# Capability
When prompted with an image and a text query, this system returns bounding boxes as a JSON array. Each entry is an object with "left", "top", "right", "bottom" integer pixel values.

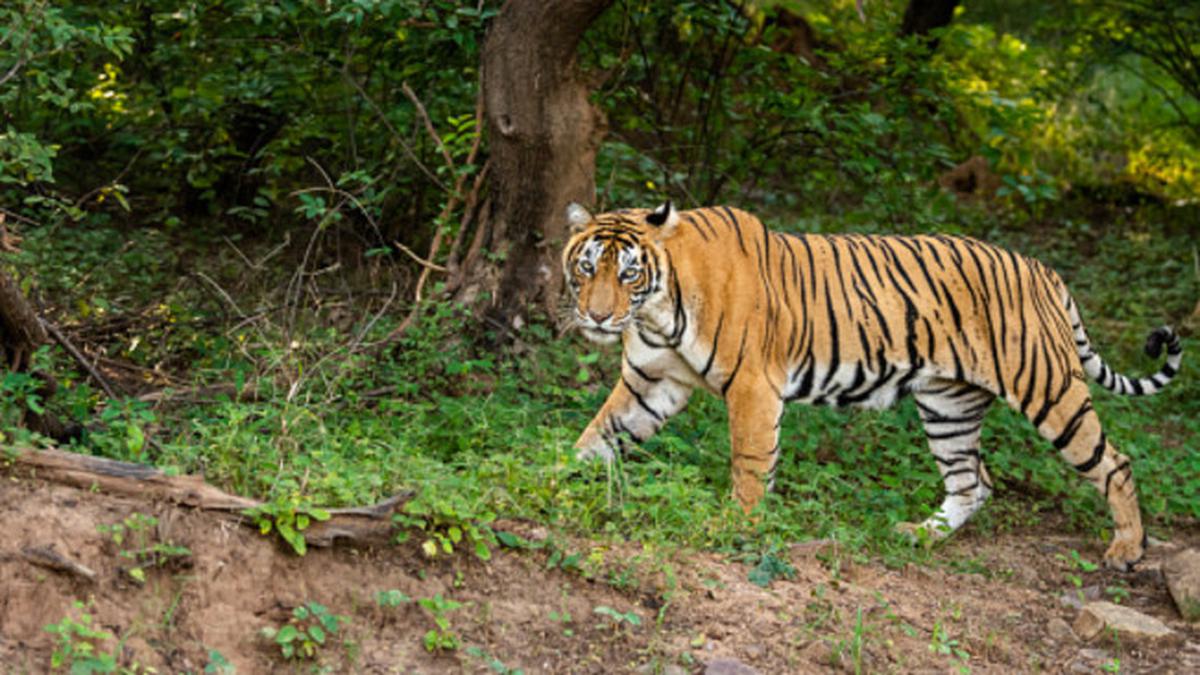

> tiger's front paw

[
  {"left": 574, "top": 444, "right": 615, "bottom": 464},
  {"left": 1103, "top": 536, "right": 1145, "bottom": 572}
]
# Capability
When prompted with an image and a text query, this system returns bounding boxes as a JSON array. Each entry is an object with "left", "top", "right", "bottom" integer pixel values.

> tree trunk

[
  {"left": 0, "top": 268, "right": 70, "bottom": 440},
  {"left": 475, "top": 0, "right": 613, "bottom": 336}
]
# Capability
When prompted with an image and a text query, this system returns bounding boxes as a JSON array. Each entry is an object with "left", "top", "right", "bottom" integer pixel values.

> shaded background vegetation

[{"left": 1, "top": 0, "right": 1198, "bottom": 565}]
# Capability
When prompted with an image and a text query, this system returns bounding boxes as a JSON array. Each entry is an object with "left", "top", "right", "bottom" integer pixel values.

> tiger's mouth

[
  {"left": 574, "top": 310, "right": 628, "bottom": 344},
  {"left": 580, "top": 325, "right": 623, "bottom": 344}
]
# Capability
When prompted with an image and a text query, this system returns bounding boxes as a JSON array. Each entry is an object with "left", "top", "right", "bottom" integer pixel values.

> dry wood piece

[
  {"left": 5, "top": 447, "right": 414, "bottom": 548},
  {"left": 20, "top": 544, "right": 98, "bottom": 582}
]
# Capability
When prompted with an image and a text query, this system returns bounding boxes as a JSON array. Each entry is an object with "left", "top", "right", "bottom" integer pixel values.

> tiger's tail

[{"left": 1064, "top": 293, "right": 1183, "bottom": 396}]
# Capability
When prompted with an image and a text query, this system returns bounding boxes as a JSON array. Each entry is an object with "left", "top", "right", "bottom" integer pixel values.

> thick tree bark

[{"left": 477, "top": 0, "right": 613, "bottom": 335}]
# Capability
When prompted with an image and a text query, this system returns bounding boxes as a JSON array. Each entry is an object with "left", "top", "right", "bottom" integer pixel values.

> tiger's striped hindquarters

[{"left": 562, "top": 200, "right": 1184, "bottom": 571}]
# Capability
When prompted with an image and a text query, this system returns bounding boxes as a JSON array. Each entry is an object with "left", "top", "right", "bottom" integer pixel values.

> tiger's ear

[
  {"left": 645, "top": 200, "right": 679, "bottom": 238},
  {"left": 565, "top": 202, "right": 593, "bottom": 232}
]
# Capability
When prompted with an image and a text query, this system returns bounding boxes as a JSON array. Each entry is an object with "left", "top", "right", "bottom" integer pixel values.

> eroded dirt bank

[{"left": 1, "top": 475, "right": 1198, "bottom": 673}]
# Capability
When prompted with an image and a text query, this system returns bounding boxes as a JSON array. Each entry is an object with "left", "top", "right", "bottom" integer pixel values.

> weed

[
  {"left": 929, "top": 620, "right": 971, "bottom": 674},
  {"left": 374, "top": 590, "right": 412, "bottom": 609},
  {"left": 203, "top": 650, "right": 235, "bottom": 674},
  {"left": 1056, "top": 549, "right": 1100, "bottom": 602},
  {"left": 1104, "top": 583, "right": 1131, "bottom": 605},
  {"left": 260, "top": 601, "right": 347, "bottom": 661},
  {"left": 243, "top": 492, "right": 330, "bottom": 556},
  {"left": 833, "top": 606, "right": 866, "bottom": 675},
  {"left": 745, "top": 550, "right": 798, "bottom": 588},
  {"left": 394, "top": 488, "right": 497, "bottom": 561},
  {"left": 593, "top": 605, "right": 641, "bottom": 628},
  {"left": 44, "top": 601, "right": 118, "bottom": 674},
  {"left": 465, "top": 646, "right": 525, "bottom": 674},
  {"left": 417, "top": 594, "right": 463, "bottom": 652},
  {"left": 96, "top": 513, "right": 191, "bottom": 584}
]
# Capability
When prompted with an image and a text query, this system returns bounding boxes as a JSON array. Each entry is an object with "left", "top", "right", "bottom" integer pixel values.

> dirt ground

[{"left": 1, "top": 473, "right": 1198, "bottom": 674}]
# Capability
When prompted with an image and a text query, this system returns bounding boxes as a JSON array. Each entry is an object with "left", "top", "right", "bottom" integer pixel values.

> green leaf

[{"left": 276, "top": 625, "right": 300, "bottom": 644}]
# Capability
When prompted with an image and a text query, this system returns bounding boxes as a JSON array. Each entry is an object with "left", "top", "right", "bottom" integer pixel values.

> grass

[{"left": 6, "top": 199, "right": 1199, "bottom": 575}]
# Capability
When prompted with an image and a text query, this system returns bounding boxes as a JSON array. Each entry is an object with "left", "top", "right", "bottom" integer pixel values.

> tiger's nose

[{"left": 588, "top": 310, "right": 611, "bottom": 324}]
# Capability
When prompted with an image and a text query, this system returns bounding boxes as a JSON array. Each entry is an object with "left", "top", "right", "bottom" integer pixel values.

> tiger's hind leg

[
  {"left": 1028, "top": 381, "right": 1145, "bottom": 570},
  {"left": 897, "top": 381, "right": 995, "bottom": 542}
]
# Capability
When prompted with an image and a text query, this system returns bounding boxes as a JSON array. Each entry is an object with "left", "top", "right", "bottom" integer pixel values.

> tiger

[{"left": 561, "top": 199, "right": 1183, "bottom": 570}]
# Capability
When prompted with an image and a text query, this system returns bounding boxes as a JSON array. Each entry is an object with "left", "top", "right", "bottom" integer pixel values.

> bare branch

[
  {"left": 393, "top": 240, "right": 449, "bottom": 272},
  {"left": 40, "top": 319, "right": 121, "bottom": 400},
  {"left": 401, "top": 81, "right": 455, "bottom": 175}
]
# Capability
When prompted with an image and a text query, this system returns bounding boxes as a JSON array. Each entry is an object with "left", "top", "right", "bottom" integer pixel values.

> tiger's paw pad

[{"left": 1103, "top": 538, "right": 1146, "bottom": 572}]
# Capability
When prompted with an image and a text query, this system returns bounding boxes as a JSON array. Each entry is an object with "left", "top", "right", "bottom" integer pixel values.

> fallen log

[{"left": 3, "top": 447, "right": 414, "bottom": 549}]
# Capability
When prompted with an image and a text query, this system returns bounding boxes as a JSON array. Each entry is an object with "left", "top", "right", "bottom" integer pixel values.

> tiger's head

[{"left": 561, "top": 200, "right": 680, "bottom": 344}]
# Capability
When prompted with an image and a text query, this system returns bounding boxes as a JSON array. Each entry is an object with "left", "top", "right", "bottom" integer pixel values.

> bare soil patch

[{"left": 1, "top": 471, "right": 1198, "bottom": 673}]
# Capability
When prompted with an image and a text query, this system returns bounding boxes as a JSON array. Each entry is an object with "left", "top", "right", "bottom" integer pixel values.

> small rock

[
  {"left": 704, "top": 658, "right": 762, "bottom": 675},
  {"left": 1046, "top": 617, "right": 1077, "bottom": 643},
  {"left": 1164, "top": 548, "right": 1200, "bottom": 622},
  {"left": 1073, "top": 601, "right": 1177, "bottom": 644},
  {"left": 1067, "top": 647, "right": 1113, "bottom": 674}
]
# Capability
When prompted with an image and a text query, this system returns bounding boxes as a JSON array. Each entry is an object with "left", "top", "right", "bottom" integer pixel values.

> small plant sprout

[
  {"left": 44, "top": 601, "right": 118, "bottom": 674},
  {"left": 593, "top": 605, "right": 641, "bottom": 629},
  {"left": 375, "top": 589, "right": 412, "bottom": 609},
  {"left": 97, "top": 512, "right": 191, "bottom": 584},
  {"left": 418, "top": 594, "right": 464, "bottom": 652},
  {"left": 260, "top": 601, "right": 347, "bottom": 660}
]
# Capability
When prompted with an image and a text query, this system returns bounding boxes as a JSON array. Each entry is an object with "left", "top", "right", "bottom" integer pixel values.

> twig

[
  {"left": 0, "top": 208, "right": 38, "bottom": 227},
  {"left": 0, "top": 55, "right": 25, "bottom": 88},
  {"left": 401, "top": 81, "right": 455, "bottom": 174},
  {"left": 446, "top": 159, "right": 491, "bottom": 270},
  {"left": 393, "top": 240, "right": 448, "bottom": 272},
  {"left": 40, "top": 319, "right": 120, "bottom": 400}
]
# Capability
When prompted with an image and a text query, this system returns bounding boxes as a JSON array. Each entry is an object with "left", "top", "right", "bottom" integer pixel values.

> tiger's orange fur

[{"left": 562, "top": 201, "right": 1182, "bottom": 569}]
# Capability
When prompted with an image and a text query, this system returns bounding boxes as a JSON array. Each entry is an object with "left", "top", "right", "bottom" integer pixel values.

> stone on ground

[
  {"left": 1072, "top": 601, "right": 1176, "bottom": 644},
  {"left": 704, "top": 658, "right": 762, "bottom": 675},
  {"left": 1164, "top": 548, "right": 1200, "bottom": 622}
]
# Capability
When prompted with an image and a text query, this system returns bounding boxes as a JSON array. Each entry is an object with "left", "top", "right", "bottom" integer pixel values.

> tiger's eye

[
  {"left": 619, "top": 268, "right": 639, "bottom": 283},
  {"left": 578, "top": 260, "right": 594, "bottom": 275}
]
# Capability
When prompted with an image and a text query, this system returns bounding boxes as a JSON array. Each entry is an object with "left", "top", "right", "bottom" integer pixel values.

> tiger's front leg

[
  {"left": 725, "top": 378, "right": 785, "bottom": 514},
  {"left": 574, "top": 362, "right": 693, "bottom": 462}
]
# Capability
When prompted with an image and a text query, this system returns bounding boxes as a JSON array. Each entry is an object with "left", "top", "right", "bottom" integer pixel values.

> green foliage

[
  {"left": 260, "top": 601, "right": 347, "bottom": 661},
  {"left": 204, "top": 650, "right": 236, "bottom": 675},
  {"left": 593, "top": 605, "right": 641, "bottom": 628},
  {"left": 464, "top": 646, "right": 525, "bottom": 675},
  {"left": 374, "top": 589, "right": 412, "bottom": 609},
  {"left": 244, "top": 491, "right": 331, "bottom": 556},
  {"left": 417, "top": 594, "right": 463, "bottom": 652},
  {"left": 96, "top": 512, "right": 192, "bottom": 584},
  {"left": 393, "top": 476, "right": 498, "bottom": 560},
  {"left": 44, "top": 602, "right": 118, "bottom": 674},
  {"left": 0, "top": 345, "right": 52, "bottom": 428},
  {"left": 6, "top": 1, "right": 1198, "bottom": 625},
  {"left": 746, "top": 550, "right": 798, "bottom": 588}
]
